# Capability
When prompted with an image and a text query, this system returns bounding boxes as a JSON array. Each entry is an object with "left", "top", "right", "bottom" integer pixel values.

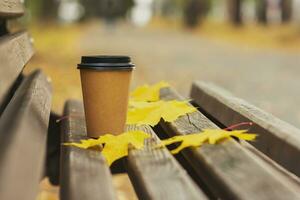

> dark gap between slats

[
  {"left": 0, "top": 73, "right": 24, "bottom": 116},
  {"left": 46, "top": 112, "right": 61, "bottom": 185},
  {"left": 0, "top": 19, "right": 8, "bottom": 36},
  {"left": 152, "top": 124, "right": 218, "bottom": 199},
  {"left": 111, "top": 158, "right": 127, "bottom": 174}
]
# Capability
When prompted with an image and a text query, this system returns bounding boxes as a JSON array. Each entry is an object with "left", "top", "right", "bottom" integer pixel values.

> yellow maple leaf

[
  {"left": 100, "top": 131, "right": 151, "bottom": 165},
  {"left": 128, "top": 100, "right": 154, "bottom": 109},
  {"left": 65, "top": 138, "right": 103, "bottom": 149},
  {"left": 126, "top": 100, "right": 196, "bottom": 126},
  {"left": 65, "top": 131, "right": 150, "bottom": 166},
  {"left": 130, "top": 81, "right": 170, "bottom": 102},
  {"left": 159, "top": 129, "right": 257, "bottom": 154}
]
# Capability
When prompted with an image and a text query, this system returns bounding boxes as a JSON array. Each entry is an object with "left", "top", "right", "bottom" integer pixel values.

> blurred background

[
  {"left": 23, "top": 1, "right": 299, "bottom": 199},
  {"left": 23, "top": 0, "right": 300, "bottom": 128},
  {"left": 22, "top": 0, "right": 300, "bottom": 127}
]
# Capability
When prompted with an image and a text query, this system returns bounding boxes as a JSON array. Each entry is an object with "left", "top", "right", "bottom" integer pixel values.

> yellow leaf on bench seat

[
  {"left": 158, "top": 130, "right": 257, "bottom": 154},
  {"left": 130, "top": 81, "right": 169, "bottom": 102},
  {"left": 127, "top": 100, "right": 196, "bottom": 126},
  {"left": 65, "top": 131, "right": 150, "bottom": 166}
]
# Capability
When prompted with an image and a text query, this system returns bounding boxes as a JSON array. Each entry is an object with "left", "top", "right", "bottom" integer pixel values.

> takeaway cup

[{"left": 77, "top": 55, "right": 135, "bottom": 138}]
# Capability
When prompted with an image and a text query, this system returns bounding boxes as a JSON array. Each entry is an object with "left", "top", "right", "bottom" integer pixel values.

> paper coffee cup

[{"left": 78, "top": 56, "right": 135, "bottom": 138}]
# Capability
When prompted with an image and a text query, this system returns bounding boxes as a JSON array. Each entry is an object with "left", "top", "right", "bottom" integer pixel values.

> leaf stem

[{"left": 224, "top": 122, "right": 254, "bottom": 131}]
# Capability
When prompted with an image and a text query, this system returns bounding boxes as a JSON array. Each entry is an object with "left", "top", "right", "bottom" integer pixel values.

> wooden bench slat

[
  {"left": 60, "top": 100, "right": 116, "bottom": 200},
  {"left": 0, "top": 70, "right": 52, "bottom": 200},
  {"left": 240, "top": 140, "right": 300, "bottom": 184},
  {"left": 0, "top": 31, "right": 34, "bottom": 111},
  {"left": 0, "top": 0, "right": 24, "bottom": 18},
  {"left": 159, "top": 87, "right": 300, "bottom": 200},
  {"left": 190, "top": 81, "right": 300, "bottom": 177},
  {"left": 127, "top": 124, "right": 208, "bottom": 200}
]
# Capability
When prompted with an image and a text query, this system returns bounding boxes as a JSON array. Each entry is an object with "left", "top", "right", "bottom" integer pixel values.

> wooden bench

[
  {"left": 60, "top": 86, "right": 300, "bottom": 199},
  {"left": 1, "top": 1, "right": 300, "bottom": 199},
  {"left": 0, "top": 1, "right": 54, "bottom": 199}
]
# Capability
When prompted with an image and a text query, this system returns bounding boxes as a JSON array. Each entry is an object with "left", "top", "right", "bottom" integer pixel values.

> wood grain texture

[
  {"left": 240, "top": 140, "right": 300, "bottom": 185},
  {"left": 127, "top": 124, "right": 207, "bottom": 200},
  {"left": 60, "top": 100, "right": 116, "bottom": 200},
  {"left": 0, "top": 0, "right": 24, "bottom": 17},
  {"left": 190, "top": 81, "right": 300, "bottom": 177},
  {"left": 159, "top": 87, "right": 300, "bottom": 200},
  {"left": 0, "top": 70, "right": 52, "bottom": 200},
  {"left": 0, "top": 31, "right": 34, "bottom": 109}
]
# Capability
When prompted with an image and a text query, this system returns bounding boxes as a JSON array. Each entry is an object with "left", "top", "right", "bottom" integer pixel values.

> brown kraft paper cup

[{"left": 78, "top": 56, "right": 134, "bottom": 138}]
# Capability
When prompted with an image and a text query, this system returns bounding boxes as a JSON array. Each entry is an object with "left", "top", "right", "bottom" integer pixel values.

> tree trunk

[
  {"left": 183, "top": 0, "right": 210, "bottom": 28},
  {"left": 281, "top": 0, "right": 292, "bottom": 23},
  {"left": 227, "top": 0, "right": 243, "bottom": 25},
  {"left": 41, "top": 0, "right": 59, "bottom": 20},
  {"left": 256, "top": 0, "right": 267, "bottom": 24}
]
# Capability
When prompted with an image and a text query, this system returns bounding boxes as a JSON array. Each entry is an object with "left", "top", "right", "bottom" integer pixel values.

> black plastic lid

[{"left": 77, "top": 55, "right": 135, "bottom": 71}]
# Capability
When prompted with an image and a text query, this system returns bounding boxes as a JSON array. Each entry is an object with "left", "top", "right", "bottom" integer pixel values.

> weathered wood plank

[
  {"left": 127, "top": 124, "right": 207, "bottom": 200},
  {"left": 0, "top": 31, "right": 34, "bottom": 111},
  {"left": 0, "top": 70, "right": 52, "bottom": 200},
  {"left": 190, "top": 81, "right": 300, "bottom": 176},
  {"left": 0, "top": 0, "right": 24, "bottom": 18},
  {"left": 159, "top": 87, "right": 300, "bottom": 200},
  {"left": 240, "top": 140, "right": 300, "bottom": 185},
  {"left": 60, "top": 100, "right": 116, "bottom": 200}
]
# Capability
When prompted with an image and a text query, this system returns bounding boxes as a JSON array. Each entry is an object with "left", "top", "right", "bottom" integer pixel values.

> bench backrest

[{"left": 0, "top": 1, "right": 52, "bottom": 199}]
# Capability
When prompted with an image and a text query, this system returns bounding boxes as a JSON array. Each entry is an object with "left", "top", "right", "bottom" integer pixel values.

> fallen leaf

[
  {"left": 130, "top": 81, "right": 170, "bottom": 102},
  {"left": 126, "top": 100, "right": 196, "bottom": 126},
  {"left": 64, "top": 138, "right": 103, "bottom": 149},
  {"left": 65, "top": 129, "right": 257, "bottom": 165},
  {"left": 128, "top": 100, "right": 155, "bottom": 109},
  {"left": 65, "top": 131, "right": 150, "bottom": 166},
  {"left": 159, "top": 129, "right": 257, "bottom": 154}
]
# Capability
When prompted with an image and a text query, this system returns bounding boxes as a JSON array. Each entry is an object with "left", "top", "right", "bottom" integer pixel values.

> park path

[{"left": 80, "top": 23, "right": 300, "bottom": 128}]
